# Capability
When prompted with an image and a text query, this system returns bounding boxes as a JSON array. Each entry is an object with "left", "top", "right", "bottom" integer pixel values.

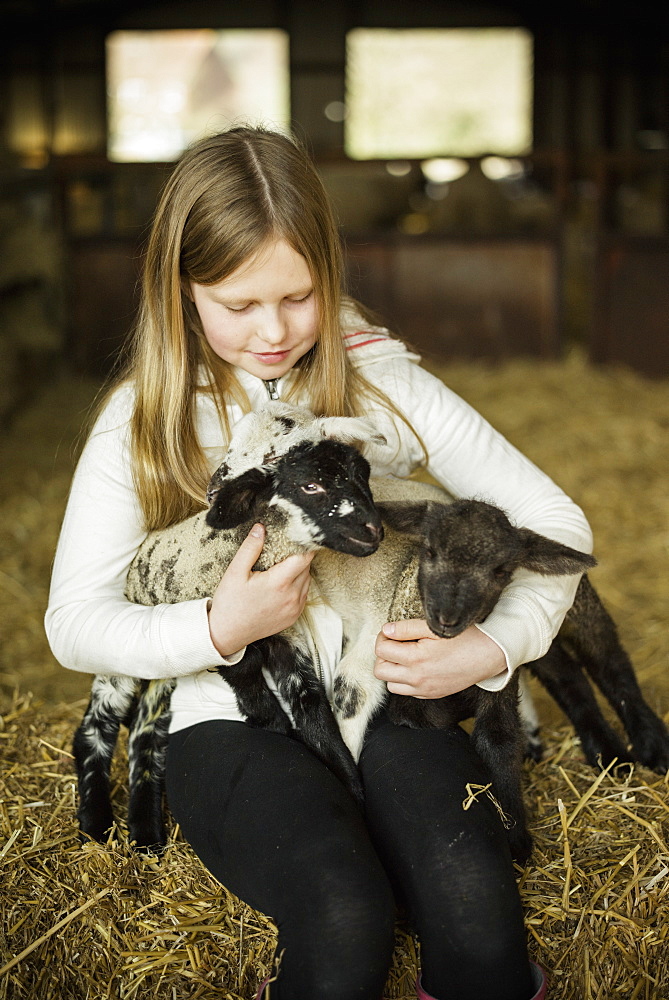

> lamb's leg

[
  {"left": 221, "top": 638, "right": 363, "bottom": 804},
  {"left": 386, "top": 686, "right": 476, "bottom": 730},
  {"left": 262, "top": 635, "right": 365, "bottom": 807},
  {"left": 127, "top": 679, "right": 175, "bottom": 851},
  {"left": 470, "top": 678, "right": 533, "bottom": 865},
  {"left": 222, "top": 640, "right": 295, "bottom": 735},
  {"left": 73, "top": 675, "right": 138, "bottom": 843},
  {"left": 530, "top": 644, "right": 632, "bottom": 769},
  {"left": 518, "top": 672, "right": 544, "bottom": 762},
  {"left": 561, "top": 577, "right": 669, "bottom": 772},
  {"left": 333, "top": 627, "right": 389, "bottom": 762}
]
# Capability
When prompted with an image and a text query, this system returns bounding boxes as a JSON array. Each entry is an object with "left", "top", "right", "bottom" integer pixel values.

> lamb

[
  {"left": 321, "top": 491, "right": 669, "bottom": 861},
  {"left": 73, "top": 404, "right": 387, "bottom": 850}
]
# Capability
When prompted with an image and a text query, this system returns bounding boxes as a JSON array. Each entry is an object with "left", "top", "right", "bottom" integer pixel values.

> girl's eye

[
  {"left": 225, "top": 303, "right": 251, "bottom": 313},
  {"left": 301, "top": 483, "right": 324, "bottom": 494},
  {"left": 286, "top": 290, "right": 313, "bottom": 305}
]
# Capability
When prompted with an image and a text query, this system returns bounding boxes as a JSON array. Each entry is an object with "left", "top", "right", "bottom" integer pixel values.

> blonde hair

[{"left": 108, "top": 126, "right": 415, "bottom": 530}]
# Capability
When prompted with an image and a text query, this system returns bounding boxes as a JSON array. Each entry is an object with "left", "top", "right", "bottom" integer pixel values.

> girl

[{"left": 46, "top": 127, "right": 591, "bottom": 1000}]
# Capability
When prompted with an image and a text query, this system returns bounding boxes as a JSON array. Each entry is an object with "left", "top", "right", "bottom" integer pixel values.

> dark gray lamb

[{"left": 325, "top": 494, "right": 669, "bottom": 861}]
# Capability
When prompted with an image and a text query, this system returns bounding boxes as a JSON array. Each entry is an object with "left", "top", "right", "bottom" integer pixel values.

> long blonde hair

[{"left": 110, "top": 126, "right": 412, "bottom": 530}]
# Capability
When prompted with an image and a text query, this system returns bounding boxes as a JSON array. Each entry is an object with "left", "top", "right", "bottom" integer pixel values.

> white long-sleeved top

[{"left": 45, "top": 317, "right": 593, "bottom": 733}]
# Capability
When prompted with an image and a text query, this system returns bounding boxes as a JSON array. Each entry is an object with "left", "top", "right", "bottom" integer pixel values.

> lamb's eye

[
  {"left": 424, "top": 546, "right": 436, "bottom": 561},
  {"left": 494, "top": 565, "right": 510, "bottom": 579},
  {"left": 301, "top": 483, "right": 324, "bottom": 494}
]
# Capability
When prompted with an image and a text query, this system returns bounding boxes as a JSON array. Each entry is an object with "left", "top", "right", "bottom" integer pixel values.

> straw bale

[
  {"left": 521, "top": 730, "right": 669, "bottom": 999},
  {"left": 0, "top": 694, "right": 422, "bottom": 1000},
  {"left": 1, "top": 696, "right": 668, "bottom": 999}
]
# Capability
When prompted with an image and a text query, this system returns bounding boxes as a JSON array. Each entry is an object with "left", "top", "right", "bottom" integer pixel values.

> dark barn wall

[{"left": 0, "top": 0, "right": 667, "bottom": 411}]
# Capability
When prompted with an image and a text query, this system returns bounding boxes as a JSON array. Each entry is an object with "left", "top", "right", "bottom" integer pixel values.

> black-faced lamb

[
  {"left": 73, "top": 405, "right": 387, "bottom": 850},
  {"left": 324, "top": 493, "right": 669, "bottom": 861}
]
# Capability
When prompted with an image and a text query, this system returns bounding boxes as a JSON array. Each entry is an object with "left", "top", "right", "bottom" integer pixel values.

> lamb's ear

[
  {"left": 515, "top": 528, "right": 597, "bottom": 576},
  {"left": 317, "top": 417, "right": 388, "bottom": 462},
  {"left": 374, "top": 500, "right": 432, "bottom": 535},
  {"left": 206, "top": 461, "right": 231, "bottom": 505},
  {"left": 206, "top": 467, "right": 274, "bottom": 529}
]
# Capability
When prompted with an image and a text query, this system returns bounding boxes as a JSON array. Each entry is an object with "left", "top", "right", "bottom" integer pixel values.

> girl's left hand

[{"left": 374, "top": 619, "right": 508, "bottom": 699}]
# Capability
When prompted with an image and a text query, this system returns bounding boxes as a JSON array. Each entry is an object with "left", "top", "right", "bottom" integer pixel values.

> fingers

[
  {"left": 208, "top": 531, "right": 315, "bottom": 656},
  {"left": 230, "top": 524, "right": 314, "bottom": 583},
  {"left": 266, "top": 549, "right": 315, "bottom": 586},
  {"left": 268, "top": 559, "right": 313, "bottom": 610},
  {"left": 380, "top": 618, "right": 434, "bottom": 641},
  {"left": 373, "top": 658, "right": 428, "bottom": 698},
  {"left": 374, "top": 625, "right": 509, "bottom": 699},
  {"left": 375, "top": 620, "right": 434, "bottom": 667},
  {"left": 229, "top": 523, "right": 266, "bottom": 575}
]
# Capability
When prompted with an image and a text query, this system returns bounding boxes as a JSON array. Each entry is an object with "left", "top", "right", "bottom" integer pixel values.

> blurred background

[
  {"left": 1, "top": 0, "right": 668, "bottom": 398},
  {"left": 0, "top": 0, "right": 667, "bottom": 716}
]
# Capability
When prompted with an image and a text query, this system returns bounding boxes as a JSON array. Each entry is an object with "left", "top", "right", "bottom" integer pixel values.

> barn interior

[{"left": 0, "top": 2, "right": 668, "bottom": 998}]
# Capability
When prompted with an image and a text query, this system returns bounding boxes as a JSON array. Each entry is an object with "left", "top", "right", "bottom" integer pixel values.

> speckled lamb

[{"left": 73, "top": 405, "right": 387, "bottom": 850}]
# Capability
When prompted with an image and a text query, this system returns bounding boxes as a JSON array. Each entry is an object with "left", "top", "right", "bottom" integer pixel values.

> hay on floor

[
  {"left": 1, "top": 694, "right": 668, "bottom": 1000},
  {"left": 0, "top": 694, "right": 421, "bottom": 1000}
]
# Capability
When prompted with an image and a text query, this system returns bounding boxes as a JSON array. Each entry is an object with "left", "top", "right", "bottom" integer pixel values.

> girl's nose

[{"left": 257, "top": 308, "right": 287, "bottom": 345}]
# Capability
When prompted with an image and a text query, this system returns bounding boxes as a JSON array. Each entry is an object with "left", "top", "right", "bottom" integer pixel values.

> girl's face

[{"left": 189, "top": 239, "right": 319, "bottom": 380}]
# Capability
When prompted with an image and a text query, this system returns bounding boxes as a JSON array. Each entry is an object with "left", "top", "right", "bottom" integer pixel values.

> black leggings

[{"left": 166, "top": 716, "right": 534, "bottom": 1000}]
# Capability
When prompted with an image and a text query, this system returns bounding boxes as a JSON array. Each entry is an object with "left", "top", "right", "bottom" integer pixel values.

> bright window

[
  {"left": 107, "top": 29, "right": 290, "bottom": 162},
  {"left": 345, "top": 28, "right": 533, "bottom": 160}
]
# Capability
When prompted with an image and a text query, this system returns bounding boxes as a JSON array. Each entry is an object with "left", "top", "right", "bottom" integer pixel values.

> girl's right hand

[{"left": 207, "top": 523, "right": 315, "bottom": 658}]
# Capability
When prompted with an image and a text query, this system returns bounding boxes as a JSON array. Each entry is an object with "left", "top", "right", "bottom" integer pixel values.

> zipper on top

[
  {"left": 264, "top": 378, "right": 281, "bottom": 400},
  {"left": 313, "top": 643, "right": 323, "bottom": 685}
]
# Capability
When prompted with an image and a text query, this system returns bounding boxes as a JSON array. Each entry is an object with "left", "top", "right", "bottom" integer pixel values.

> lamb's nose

[
  {"left": 366, "top": 521, "right": 384, "bottom": 541},
  {"left": 436, "top": 611, "right": 461, "bottom": 628}
]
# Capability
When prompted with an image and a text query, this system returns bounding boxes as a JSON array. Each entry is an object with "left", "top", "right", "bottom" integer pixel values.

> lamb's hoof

[
  {"left": 581, "top": 731, "right": 632, "bottom": 772},
  {"left": 129, "top": 824, "right": 167, "bottom": 855},
  {"left": 631, "top": 728, "right": 669, "bottom": 773},
  {"left": 333, "top": 676, "right": 364, "bottom": 719},
  {"left": 128, "top": 807, "right": 167, "bottom": 855},
  {"left": 78, "top": 808, "right": 115, "bottom": 845},
  {"left": 524, "top": 731, "right": 544, "bottom": 763},
  {"left": 321, "top": 746, "right": 365, "bottom": 810}
]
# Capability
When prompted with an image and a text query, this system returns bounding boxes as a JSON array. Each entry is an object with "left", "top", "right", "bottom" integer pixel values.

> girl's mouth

[{"left": 250, "top": 350, "right": 291, "bottom": 365}]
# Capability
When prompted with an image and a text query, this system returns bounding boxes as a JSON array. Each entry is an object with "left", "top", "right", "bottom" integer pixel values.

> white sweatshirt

[{"left": 45, "top": 318, "right": 593, "bottom": 733}]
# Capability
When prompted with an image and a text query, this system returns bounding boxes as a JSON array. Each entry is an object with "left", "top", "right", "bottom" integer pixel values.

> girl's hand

[
  {"left": 374, "top": 619, "right": 508, "bottom": 698},
  {"left": 208, "top": 523, "right": 314, "bottom": 658}
]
